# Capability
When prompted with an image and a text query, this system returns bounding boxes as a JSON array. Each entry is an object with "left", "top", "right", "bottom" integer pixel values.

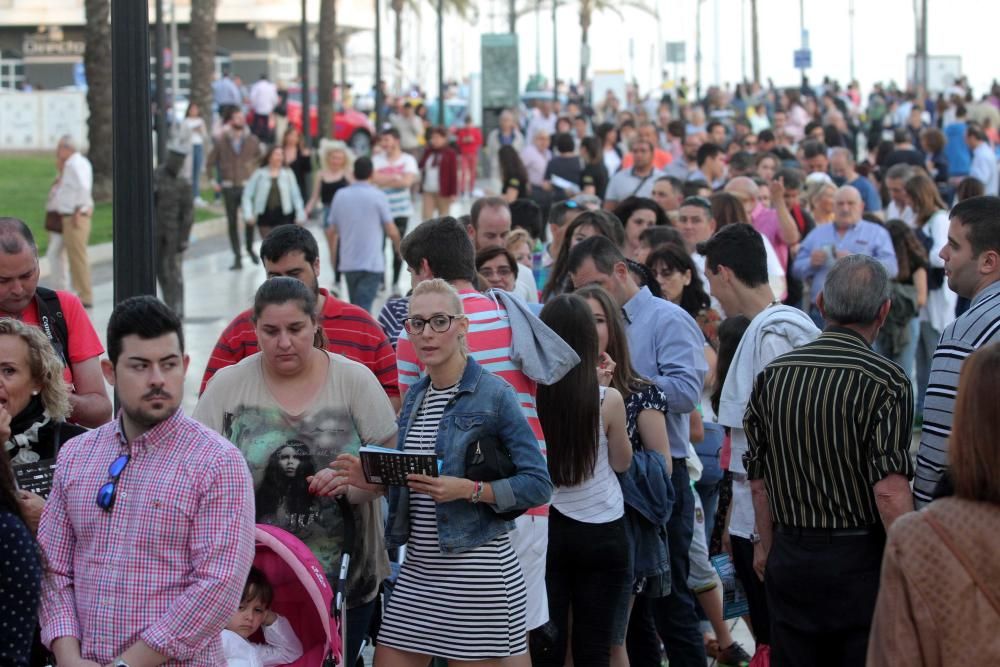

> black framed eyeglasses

[
  {"left": 403, "top": 314, "right": 464, "bottom": 335},
  {"left": 96, "top": 454, "right": 130, "bottom": 511}
]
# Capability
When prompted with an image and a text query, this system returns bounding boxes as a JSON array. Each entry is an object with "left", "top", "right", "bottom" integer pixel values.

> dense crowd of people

[{"left": 3, "top": 74, "right": 1000, "bottom": 667}]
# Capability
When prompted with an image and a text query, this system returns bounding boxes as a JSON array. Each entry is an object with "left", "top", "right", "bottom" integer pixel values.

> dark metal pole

[
  {"left": 375, "top": 0, "right": 383, "bottom": 131},
  {"left": 301, "top": 0, "right": 312, "bottom": 146},
  {"left": 154, "top": 0, "right": 167, "bottom": 164},
  {"left": 112, "top": 0, "right": 157, "bottom": 302},
  {"left": 437, "top": 0, "right": 445, "bottom": 126},
  {"left": 552, "top": 0, "right": 558, "bottom": 101}
]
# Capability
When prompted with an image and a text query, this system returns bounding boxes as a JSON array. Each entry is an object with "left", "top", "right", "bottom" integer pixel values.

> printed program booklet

[{"left": 359, "top": 445, "right": 440, "bottom": 486}]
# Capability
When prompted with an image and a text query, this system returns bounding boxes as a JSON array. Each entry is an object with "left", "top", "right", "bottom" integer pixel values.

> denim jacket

[{"left": 385, "top": 357, "right": 553, "bottom": 554}]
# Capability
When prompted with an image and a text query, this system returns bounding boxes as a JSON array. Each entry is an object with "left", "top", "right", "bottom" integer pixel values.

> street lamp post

[
  {"left": 154, "top": 0, "right": 167, "bottom": 164},
  {"left": 112, "top": 0, "right": 157, "bottom": 302},
  {"left": 375, "top": 0, "right": 383, "bottom": 131},
  {"left": 301, "top": 0, "right": 312, "bottom": 146},
  {"left": 552, "top": 0, "right": 557, "bottom": 101},
  {"left": 437, "top": 0, "right": 445, "bottom": 125}
]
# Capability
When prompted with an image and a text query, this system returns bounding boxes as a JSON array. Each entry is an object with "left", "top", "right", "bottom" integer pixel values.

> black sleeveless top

[{"left": 320, "top": 177, "right": 350, "bottom": 206}]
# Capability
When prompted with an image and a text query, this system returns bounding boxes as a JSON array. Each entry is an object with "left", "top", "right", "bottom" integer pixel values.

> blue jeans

[
  {"left": 695, "top": 422, "right": 725, "bottom": 545},
  {"left": 344, "top": 271, "right": 383, "bottom": 313},
  {"left": 915, "top": 320, "right": 941, "bottom": 416},
  {"left": 190, "top": 143, "right": 203, "bottom": 201},
  {"left": 627, "top": 462, "right": 707, "bottom": 666},
  {"left": 876, "top": 317, "right": 919, "bottom": 411}
]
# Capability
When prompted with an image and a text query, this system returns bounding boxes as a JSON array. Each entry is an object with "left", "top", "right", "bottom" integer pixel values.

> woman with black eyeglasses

[{"left": 335, "top": 278, "right": 550, "bottom": 666}]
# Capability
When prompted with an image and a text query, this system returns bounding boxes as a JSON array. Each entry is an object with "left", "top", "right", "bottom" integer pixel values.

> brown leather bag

[{"left": 44, "top": 211, "right": 63, "bottom": 233}]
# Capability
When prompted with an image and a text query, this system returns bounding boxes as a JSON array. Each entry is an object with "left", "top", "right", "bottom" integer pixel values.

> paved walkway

[{"left": 73, "top": 199, "right": 757, "bottom": 664}]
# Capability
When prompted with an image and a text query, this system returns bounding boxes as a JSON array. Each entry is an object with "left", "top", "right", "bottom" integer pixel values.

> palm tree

[
  {"left": 189, "top": 0, "right": 217, "bottom": 130},
  {"left": 576, "top": 0, "right": 656, "bottom": 86},
  {"left": 318, "top": 0, "right": 338, "bottom": 139},
  {"left": 750, "top": 0, "right": 760, "bottom": 84},
  {"left": 390, "top": 0, "right": 473, "bottom": 93},
  {"left": 83, "top": 0, "right": 112, "bottom": 200}
]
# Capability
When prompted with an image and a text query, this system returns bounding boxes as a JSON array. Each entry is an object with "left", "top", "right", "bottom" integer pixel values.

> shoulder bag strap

[{"left": 923, "top": 511, "right": 1000, "bottom": 616}]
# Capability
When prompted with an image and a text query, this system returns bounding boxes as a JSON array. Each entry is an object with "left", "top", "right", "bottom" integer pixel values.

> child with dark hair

[{"left": 222, "top": 566, "right": 303, "bottom": 666}]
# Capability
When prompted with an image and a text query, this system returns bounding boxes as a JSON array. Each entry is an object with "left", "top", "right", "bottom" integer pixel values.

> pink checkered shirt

[{"left": 38, "top": 409, "right": 256, "bottom": 665}]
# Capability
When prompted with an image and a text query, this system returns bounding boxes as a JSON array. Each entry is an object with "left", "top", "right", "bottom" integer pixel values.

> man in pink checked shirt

[{"left": 37, "top": 296, "right": 256, "bottom": 667}]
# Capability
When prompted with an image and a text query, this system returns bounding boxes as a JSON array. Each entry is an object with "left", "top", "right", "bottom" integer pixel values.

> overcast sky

[{"left": 448, "top": 0, "right": 999, "bottom": 97}]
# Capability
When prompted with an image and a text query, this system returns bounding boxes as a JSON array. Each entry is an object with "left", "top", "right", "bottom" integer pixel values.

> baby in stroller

[{"left": 222, "top": 566, "right": 304, "bottom": 667}]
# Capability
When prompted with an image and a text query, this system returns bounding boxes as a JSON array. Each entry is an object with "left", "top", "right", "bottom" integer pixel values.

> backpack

[{"left": 34, "top": 286, "right": 70, "bottom": 367}]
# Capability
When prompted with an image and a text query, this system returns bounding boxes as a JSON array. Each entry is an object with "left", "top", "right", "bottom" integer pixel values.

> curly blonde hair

[{"left": 0, "top": 318, "right": 71, "bottom": 420}]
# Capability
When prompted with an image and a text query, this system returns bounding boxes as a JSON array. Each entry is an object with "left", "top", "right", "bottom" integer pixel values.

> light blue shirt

[
  {"left": 792, "top": 220, "right": 898, "bottom": 305},
  {"left": 327, "top": 182, "right": 393, "bottom": 273},
  {"left": 622, "top": 287, "right": 708, "bottom": 458},
  {"left": 212, "top": 77, "right": 242, "bottom": 107}
]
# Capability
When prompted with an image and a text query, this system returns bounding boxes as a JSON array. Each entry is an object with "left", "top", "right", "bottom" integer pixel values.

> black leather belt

[{"left": 775, "top": 524, "right": 879, "bottom": 538}]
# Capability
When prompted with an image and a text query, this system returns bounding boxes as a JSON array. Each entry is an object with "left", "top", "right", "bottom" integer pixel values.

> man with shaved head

[
  {"left": 793, "top": 186, "right": 898, "bottom": 327},
  {"left": 725, "top": 176, "right": 800, "bottom": 278}
]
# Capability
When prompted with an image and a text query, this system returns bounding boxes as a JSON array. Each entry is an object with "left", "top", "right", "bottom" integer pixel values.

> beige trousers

[{"left": 62, "top": 212, "right": 93, "bottom": 305}]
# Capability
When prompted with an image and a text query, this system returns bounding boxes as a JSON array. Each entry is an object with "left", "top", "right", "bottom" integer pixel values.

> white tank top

[{"left": 551, "top": 387, "right": 625, "bottom": 523}]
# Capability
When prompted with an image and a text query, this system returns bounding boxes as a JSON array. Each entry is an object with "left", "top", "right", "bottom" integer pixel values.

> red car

[{"left": 284, "top": 87, "right": 375, "bottom": 155}]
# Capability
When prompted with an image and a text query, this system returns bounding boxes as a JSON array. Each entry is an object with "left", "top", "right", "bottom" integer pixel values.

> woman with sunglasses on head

[
  {"left": 353, "top": 279, "right": 551, "bottom": 667},
  {"left": 535, "top": 293, "right": 632, "bottom": 667},
  {"left": 194, "top": 277, "right": 399, "bottom": 666}
]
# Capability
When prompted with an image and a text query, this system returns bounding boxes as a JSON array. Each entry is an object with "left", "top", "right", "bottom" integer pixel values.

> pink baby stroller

[{"left": 253, "top": 509, "right": 352, "bottom": 666}]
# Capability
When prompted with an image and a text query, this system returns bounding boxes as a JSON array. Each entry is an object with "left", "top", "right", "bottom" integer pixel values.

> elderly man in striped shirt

[
  {"left": 744, "top": 255, "right": 914, "bottom": 667},
  {"left": 38, "top": 296, "right": 256, "bottom": 667},
  {"left": 915, "top": 195, "right": 1000, "bottom": 505}
]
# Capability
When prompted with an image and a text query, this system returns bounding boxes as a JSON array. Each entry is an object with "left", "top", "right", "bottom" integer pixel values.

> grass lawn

[{"left": 0, "top": 153, "right": 219, "bottom": 255}]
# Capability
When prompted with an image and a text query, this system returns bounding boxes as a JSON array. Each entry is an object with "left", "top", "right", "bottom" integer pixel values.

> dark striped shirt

[
  {"left": 200, "top": 288, "right": 399, "bottom": 398},
  {"left": 914, "top": 280, "right": 1000, "bottom": 506},
  {"left": 744, "top": 327, "right": 914, "bottom": 529}
]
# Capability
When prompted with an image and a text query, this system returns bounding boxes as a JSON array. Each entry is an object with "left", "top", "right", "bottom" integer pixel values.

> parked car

[{"left": 251, "top": 87, "right": 375, "bottom": 154}]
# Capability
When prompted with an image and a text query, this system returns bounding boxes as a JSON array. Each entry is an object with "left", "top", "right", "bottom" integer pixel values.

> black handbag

[{"left": 465, "top": 434, "right": 525, "bottom": 521}]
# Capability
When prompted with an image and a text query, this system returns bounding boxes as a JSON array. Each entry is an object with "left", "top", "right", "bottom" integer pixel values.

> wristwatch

[
  {"left": 749, "top": 532, "right": 762, "bottom": 544},
  {"left": 113, "top": 659, "right": 131, "bottom": 667}
]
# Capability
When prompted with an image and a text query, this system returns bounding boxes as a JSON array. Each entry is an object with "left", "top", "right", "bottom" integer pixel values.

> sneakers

[{"left": 716, "top": 641, "right": 752, "bottom": 666}]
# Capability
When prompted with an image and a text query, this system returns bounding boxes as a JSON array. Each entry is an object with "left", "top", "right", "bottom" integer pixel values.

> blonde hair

[
  {"left": 409, "top": 279, "right": 467, "bottom": 355},
  {"left": 0, "top": 318, "right": 71, "bottom": 420},
  {"left": 805, "top": 180, "right": 836, "bottom": 208},
  {"left": 409, "top": 278, "right": 464, "bottom": 316},
  {"left": 319, "top": 139, "right": 354, "bottom": 173},
  {"left": 505, "top": 229, "right": 533, "bottom": 254}
]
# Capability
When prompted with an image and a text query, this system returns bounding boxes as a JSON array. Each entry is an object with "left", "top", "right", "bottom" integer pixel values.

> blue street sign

[{"left": 794, "top": 49, "right": 812, "bottom": 69}]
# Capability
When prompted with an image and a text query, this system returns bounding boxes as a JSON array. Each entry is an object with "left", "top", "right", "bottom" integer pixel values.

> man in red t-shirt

[
  {"left": 454, "top": 116, "right": 483, "bottom": 198},
  {"left": 200, "top": 225, "right": 400, "bottom": 409},
  {"left": 0, "top": 218, "right": 111, "bottom": 427}
]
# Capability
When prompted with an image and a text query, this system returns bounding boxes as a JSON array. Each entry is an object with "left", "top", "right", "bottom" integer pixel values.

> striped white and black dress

[{"left": 378, "top": 383, "right": 528, "bottom": 660}]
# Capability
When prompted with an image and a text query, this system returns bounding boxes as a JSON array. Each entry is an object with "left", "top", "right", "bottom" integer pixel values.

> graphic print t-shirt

[{"left": 194, "top": 352, "right": 398, "bottom": 607}]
